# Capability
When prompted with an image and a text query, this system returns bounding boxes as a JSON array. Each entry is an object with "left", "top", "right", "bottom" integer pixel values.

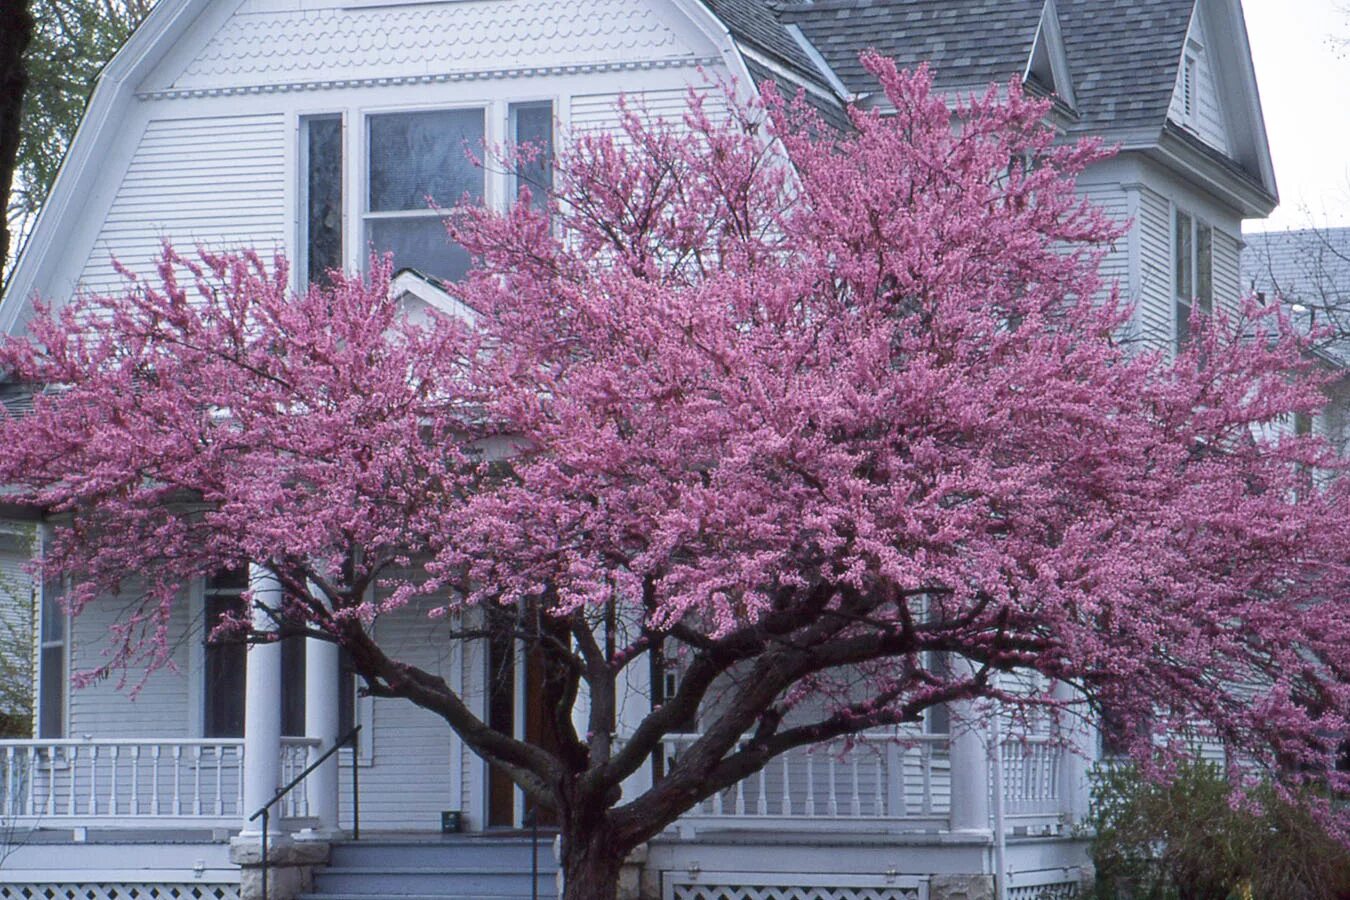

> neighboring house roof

[{"left": 1244, "top": 228, "right": 1350, "bottom": 366}]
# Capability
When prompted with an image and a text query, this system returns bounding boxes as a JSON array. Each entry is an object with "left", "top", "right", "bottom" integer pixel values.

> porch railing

[
  {"left": 663, "top": 731, "right": 1065, "bottom": 832},
  {"left": 0, "top": 736, "right": 319, "bottom": 826},
  {"left": 662, "top": 733, "right": 952, "bottom": 829}
]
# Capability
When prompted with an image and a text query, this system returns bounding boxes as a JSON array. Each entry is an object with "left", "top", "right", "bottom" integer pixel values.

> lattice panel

[
  {"left": 0, "top": 885, "right": 239, "bottom": 900},
  {"left": 1007, "top": 883, "right": 1078, "bottom": 900},
  {"left": 671, "top": 884, "right": 923, "bottom": 900}
]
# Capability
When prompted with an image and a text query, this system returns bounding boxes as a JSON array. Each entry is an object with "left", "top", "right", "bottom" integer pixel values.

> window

[
  {"left": 509, "top": 102, "right": 554, "bottom": 212},
  {"left": 37, "top": 571, "right": 67, "bottom": 739},
  {"left": 1174, "top": 209, "right": 1213, "bottom": 349},
  {"left": 202, "top": 569, "right": 306, "bottom": 738},
  {"left": 366, "top": 108, "right": 485, "bottom": 284},
  {"left": 301, "top": 115, "right": 344, "bottom": 287},
  {"left": 925, "top": 651, "right": 951, "bottom": 735}
]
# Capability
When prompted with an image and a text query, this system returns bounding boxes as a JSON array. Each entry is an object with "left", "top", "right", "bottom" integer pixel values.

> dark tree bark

[{"left": 0, "top": 0, "right": 34, "bottom": 279}]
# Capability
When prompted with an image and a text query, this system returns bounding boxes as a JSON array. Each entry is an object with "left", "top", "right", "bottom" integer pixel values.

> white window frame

[
  {"left": 360, "top": 101, "right": 493, "bottom": 283},
  {"left": 1172, "top": 205, "right": 1213, "bottom": 350},
  {"left": 35, "top": 529, "right": 69, "bottom": 741}
]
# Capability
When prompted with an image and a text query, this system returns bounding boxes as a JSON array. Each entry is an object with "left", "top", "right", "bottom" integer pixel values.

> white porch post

[
  {"left": 304, "top": 592, "right": 341, "bottom": 834},
  {"left": 946, "top": 657, "right": 991, "bottom": 834},
  {"left": 1054, "top": 680, "right": 1097, "bottom": 824},
  {"left": 241, "top": 564, "right": 283, "bottom": 834}
]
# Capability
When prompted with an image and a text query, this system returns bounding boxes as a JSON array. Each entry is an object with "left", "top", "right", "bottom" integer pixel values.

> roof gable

[
  {"left": 1167, "top": 3, "right": 1229, "bottom": 154},
  {"left": 1025, "top": 0, "right": 1076, "bottom": 109}
]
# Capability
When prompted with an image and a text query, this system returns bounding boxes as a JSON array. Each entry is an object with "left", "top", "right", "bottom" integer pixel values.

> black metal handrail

[{"left": 248, "top": 725, "right": 362, "bottom": 900}]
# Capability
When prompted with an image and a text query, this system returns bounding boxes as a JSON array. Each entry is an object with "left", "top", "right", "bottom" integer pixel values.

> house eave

[{"left": 1143, "top": 125, "right": 1277, "bottom": 219}]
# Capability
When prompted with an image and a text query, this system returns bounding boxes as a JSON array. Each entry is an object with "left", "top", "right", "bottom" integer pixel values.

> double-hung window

[
  {"left": 37, "top": 570, "right": 67, "bottom": 739},
  {"left": 365, "top": 109, "right": 486, "bottom": 284},
  {"left": 1174, "top": 209, "right": 1213, "bottom": 349}
]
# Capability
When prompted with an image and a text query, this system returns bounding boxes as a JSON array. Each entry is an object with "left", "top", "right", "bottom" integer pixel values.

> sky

[{"left": 1243, "top": 0, "right": 1350, "bottom": 232}]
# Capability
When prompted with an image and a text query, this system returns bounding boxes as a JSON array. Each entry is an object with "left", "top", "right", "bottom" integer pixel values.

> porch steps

[{"left": 301, "top": 835, "right": 558, "bottom": 900}]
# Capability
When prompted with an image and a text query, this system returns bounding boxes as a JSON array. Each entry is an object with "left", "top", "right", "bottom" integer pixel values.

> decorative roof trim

[
  {"left": 135, "top": 56, "right": 722, "bottom": 101},
  {"left": 783, "top": 23, "right": 852, "bottom": 101}
]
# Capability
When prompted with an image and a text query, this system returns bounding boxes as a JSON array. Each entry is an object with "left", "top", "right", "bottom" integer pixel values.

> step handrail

[{"left": 248, "top": 725, "right": 361, "bottom": 900}]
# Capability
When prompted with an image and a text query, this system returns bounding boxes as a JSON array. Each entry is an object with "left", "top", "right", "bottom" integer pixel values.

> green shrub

[{"left": 1086, "top": 761, "right": 1350, "bottom": 900}]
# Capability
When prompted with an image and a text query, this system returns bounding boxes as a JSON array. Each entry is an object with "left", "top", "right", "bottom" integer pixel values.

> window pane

[
  {"left": 1176, "top": 299, "right": 1192, "bottom": 348},
  {"left": 41, "top": 576, "right": 63, "bottom": 642},
  {"left": 304, "top": 115, "right": 344, "bottom": 286},
  {"left": 38, "top": 645, "right": 63, "bottom": 738},
  {"left": 205, "top": 593, "right": 247, "bottom": 738},
  {"left": 510, "top": 102, "right": 554, "bottom": 211},
  {"left": 1196, "top": 223, "right": 1213, "bottom": 314},
  {"left": 1174, "top": 211, "right": 1193, "bottom": 301},
  {"left": 369, "top": 109, "right": 485, "bottom": 213},
  {"left": 368, "top": 216, "right": 470, "bottom": 283},
  {"left": 281, "top": 636, "right": 306, "bottom": 737}
]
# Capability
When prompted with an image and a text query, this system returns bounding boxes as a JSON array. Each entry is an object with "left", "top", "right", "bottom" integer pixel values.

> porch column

[
  {"left": 1054, "top": 680, "right": 1097, "bottom": 824},
  {"left": 304, "top": 592, "right": 341, "bottom": 834},
  {"left": 946, "top": 656, "right": 991, "bottom": 833},
  {"left": 241, "top": 564, "right": 284, "bottom": 835}
]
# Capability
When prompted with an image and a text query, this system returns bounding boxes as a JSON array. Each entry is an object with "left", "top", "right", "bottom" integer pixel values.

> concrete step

[
  {"left": 329, "top": 837, "right": 556, "bottom": 870},
  {"left": 313, "top": 866, "right": 555, "bottom": 897}
]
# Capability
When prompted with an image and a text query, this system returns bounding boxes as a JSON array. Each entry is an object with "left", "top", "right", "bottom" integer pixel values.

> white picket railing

[
  {"left": 664, "top": 731, "right": 1065, "bottom": 833},
  {"left": 662, "top": 733, "right": 953, "bottom": 829},
  {"left": 0, "top": 737, "right": 320, "bottom": 826},
  {"left": 999, "top": 735, "right": 1061, "bottom": 817}
]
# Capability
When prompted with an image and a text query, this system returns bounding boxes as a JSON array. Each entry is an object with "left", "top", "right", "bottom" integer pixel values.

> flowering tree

[{"left": 1, "top": 56, "right": 1348, "bottom": 898}]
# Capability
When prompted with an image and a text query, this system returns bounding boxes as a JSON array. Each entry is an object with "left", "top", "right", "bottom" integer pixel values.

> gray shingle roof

[
  {"left": 704, "top": 0, "right": 828, "bottom": 87},
  {"left": 1058, "top": 0, "right": 1194, "bottom": 139},
  {"left": 1244, "top": 228, "right": 1350, "bottom": 366},
  {"left": 713, "top": 0, "right": 1197, "bottom": 144},
  {"left": 776, "top": 1, "right": 1044, "bottom": 97}
]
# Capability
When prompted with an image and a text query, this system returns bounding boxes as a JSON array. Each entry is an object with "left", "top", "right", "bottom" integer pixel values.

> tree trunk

[
  {"left": 559, "top": 823, "right": 627, "bottom": 900},
  {"left": 0, "top": 0, "right": 33, "bottom": 279}
]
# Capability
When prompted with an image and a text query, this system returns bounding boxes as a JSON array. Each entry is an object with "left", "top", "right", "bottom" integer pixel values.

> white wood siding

[
  {"left": 337, "top": 595, "right": 460, "bottom": 832},
  {"left": 1212, "top": 227, "right": 1242, "bottom": 315},
  {"left": 77, "top": 114, "right": 287, "bottom": 296},
  {"left": 68, "top": 586, "right": 194, "bottom": 738}
]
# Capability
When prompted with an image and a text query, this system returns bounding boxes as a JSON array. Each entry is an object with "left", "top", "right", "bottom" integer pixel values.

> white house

[{"left": 0, "top": 2, "right": 1282, "bottom": 899}]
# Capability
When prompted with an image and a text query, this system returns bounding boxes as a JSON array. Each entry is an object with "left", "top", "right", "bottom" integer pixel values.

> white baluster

[
  {"left": 827, "top": 755, "right": 838, "bottom": 817},
  {"left": 804, "top": 754, "right": 815, "bottom": 817},
  {"left": 755, "top": 766, "right": 767, "bottom": 816},
  {"left": 67, "top": 746, "right": 78, "bottom": 816},
  {"left": 109, "top": 745, "right": 119, "bottom": 816},
  {"left": 712, "top": 774, "right": 723, "bottom": 816},
  {"left": 1, "top": 745, "right": 12, "bottom": 819},
  {"left": 88, "top": 745, "right": 98, "bottom": 816},
  {"left": 920, "top": 742, "right": 933, "bottom": 816},
  {"left": 25, "top": 746, "right": 37, "bottom": 818},
  {"left": 172, "top": 745, "right": 183, "bottom": 816},
  {"left": 734, "top": 774, "right": 745, "bottom": 816},
  {"left": 873, "top": 755, "right": 883, "bottom": 817},
  {"left": 781, "top": 754, "right": 792, "bottom": 816},
  {"left": 43, "top": 746, "right": 54, "bottom": 817},
  {"left": 850, "top": 755, "right": 861, "bottom": 816},
  {"left": 216, "top": 745, "right": 226, "bottom": 816},
  {"left": 130, "top": 746, "right": 140, "bottom": 815},
  {"left": 193, "top": 745, "right": 203, "bottom": 816},
  {"left": 151, "top": 745, "right": 161, "bottom": 816}
]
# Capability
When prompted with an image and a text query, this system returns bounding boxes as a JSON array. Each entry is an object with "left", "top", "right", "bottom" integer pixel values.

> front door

[{"left": 486, "top": 626, "right": 564, "bottom": 828}]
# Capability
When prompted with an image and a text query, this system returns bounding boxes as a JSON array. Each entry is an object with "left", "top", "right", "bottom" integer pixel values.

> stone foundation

[{"left": 229, "top": 835, "right": 330, "bottom": 900}]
